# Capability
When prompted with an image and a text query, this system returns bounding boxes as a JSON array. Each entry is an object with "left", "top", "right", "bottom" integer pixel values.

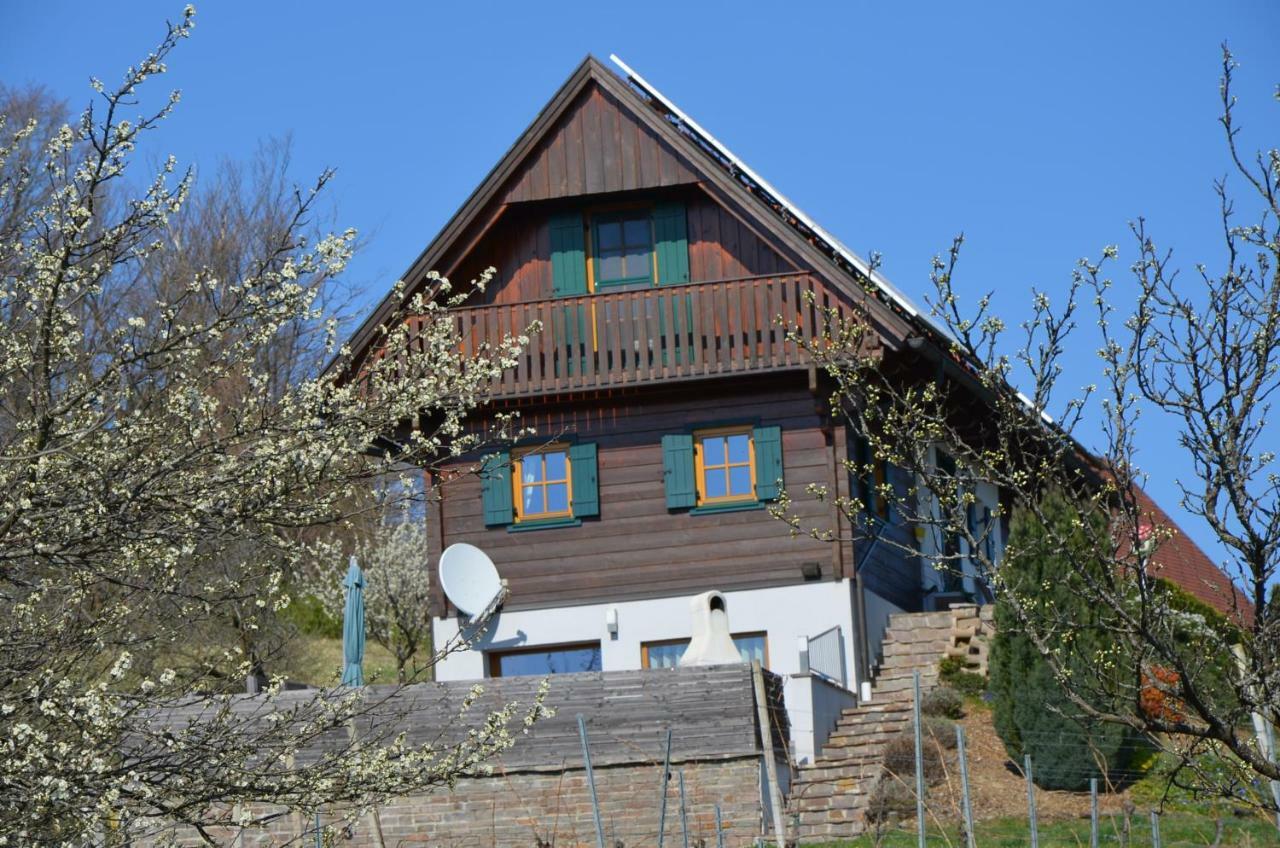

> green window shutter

[
  {"left": 661, "top": 433, "right": 696, "bottom": 509},
  {"left": 753, "top": 425, "right": 783, "bottom": 501},
  {"left": 549, "top": 212, "right": 588, "bottom": 297},
  {"left": 569, "top": 442, "right": 599, "bottom": 518},
  {"left": 652, "top": 201, "right": 690, "bottom": 286},
  {"left": 480, "top": 452, "right": 513, "bottom": 527}
]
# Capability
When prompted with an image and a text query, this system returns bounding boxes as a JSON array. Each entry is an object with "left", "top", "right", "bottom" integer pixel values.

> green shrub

[
  {"left": 1151, "top": 578, "right": 1242, "bottom": 715},
  {"left": 989, "top": 490, "right": 1140, "bottom": 791},
  {"left": 920, "top": 686, "right": 964, "bottom": 719},
  {"left": 939, "top": 655, "right": 988, "bottom": 697},
  {"left": 921, "top": 716, "right": 959, "bottom": 750}
]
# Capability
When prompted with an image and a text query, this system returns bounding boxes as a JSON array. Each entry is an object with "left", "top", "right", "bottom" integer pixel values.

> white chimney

[{"left": 678, "top": 590, "right": 742, "bottom": 666}]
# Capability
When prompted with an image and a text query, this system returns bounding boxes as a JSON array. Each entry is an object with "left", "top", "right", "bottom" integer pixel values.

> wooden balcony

[{"left": 411, "top": 273, "right": 869, "bottom": 399}]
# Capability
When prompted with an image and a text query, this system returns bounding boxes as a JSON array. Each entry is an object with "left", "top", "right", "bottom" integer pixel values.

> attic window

[{"left": 592, "top": 210, "right": 654, "bottom": 288}]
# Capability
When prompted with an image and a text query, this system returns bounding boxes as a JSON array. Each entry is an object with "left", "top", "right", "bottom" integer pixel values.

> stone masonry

[
  {"left": 196, "top": 755, "right": 763, "bottom": 848},
  {"left": 346, "top": 756, "right": 761, "bottom": 848}
]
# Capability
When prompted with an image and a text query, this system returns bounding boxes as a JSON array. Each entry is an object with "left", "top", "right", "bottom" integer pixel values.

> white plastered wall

[
  {"left": 432, "top": 580, "right": 861, "bottom": 762},
  {"left": 861, "top": 588, "right": 905, "bottom": 673}
]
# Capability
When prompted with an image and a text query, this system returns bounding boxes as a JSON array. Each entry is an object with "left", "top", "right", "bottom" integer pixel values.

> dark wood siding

[
  {"left": 448, "top": 194, "right": 798, "bottom": 306},
  {"left": 431, "top": 380, "right": 839, "bottom": 612},
  {"left": 686, "top": 196, "right": 797, "bottom": 280},
  {"left": 855, "top": 461, "right": 922, "bottom": 612},
  {"left": 504, "top": 84, "right": 700, "bottom": 204}
]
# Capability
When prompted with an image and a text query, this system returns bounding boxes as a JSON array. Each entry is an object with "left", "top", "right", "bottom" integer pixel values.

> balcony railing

[{"left": 406, "top": 273, "right": 866, "bottom": 399}]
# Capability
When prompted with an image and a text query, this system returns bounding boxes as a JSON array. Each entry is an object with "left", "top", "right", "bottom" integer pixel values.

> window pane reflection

[{"left": 493, "top": 644, "right": 602, "bottom": 677}]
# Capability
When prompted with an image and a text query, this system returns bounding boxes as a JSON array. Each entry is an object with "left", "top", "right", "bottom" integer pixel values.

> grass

[
  {"left": 808, "top": 811, "right": 1278, "bottom": 847},
  {"left": 278, "top": 594, "right": 425, "bottom": 686},
  {"left": 288, "top": 634, "right": 405, "bottom": 686}
]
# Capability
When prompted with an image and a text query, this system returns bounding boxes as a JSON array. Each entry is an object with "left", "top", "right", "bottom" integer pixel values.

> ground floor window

[
  {"left": 640, "top": 632, "right": 768, "bottom": 669},
  {"left": 488, "top": 642, "right": 602, "bottom": 677}
]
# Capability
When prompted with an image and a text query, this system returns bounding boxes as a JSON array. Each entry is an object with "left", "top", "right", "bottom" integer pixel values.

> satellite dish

[{"left": 439, "top": 543, "right": 505, "bottom": 617}]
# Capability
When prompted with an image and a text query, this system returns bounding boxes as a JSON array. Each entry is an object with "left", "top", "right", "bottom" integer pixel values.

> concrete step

[
  {"left": 880, "top": 648, "right": 952, "bottom": 666},
  {"left": 820, "top": 732, "right": 895, "bottom": 751},
  {"left": 825, "top": 721, "right": 911, "bottom": 746},
  {"left": 792, "top": 773, "right": 875, "bottom": 798},
  {"left": 842, "top": 697, "right": 913, "bottom": 714},
  {"left": 870, "top": 674, "right": 937, "bottom": 695},
  {"left": 834, "top": 703, "right": 912, "bottom": 723},
  {"left": 792, "top": 789, "right": 867, "bottom": 809},
  {"left": 887, "top": 610, "right": 955, "bottom": 629},
  {"left": 828, "top": 714, "right": 912, "bottom": 735},
  {"left": 881, "top": 632, "right": 953, "bottom": 651},
  {"left": 813, "top": 742, "right": 893, "bottom": 764},
  {"left": 794, "top": 768, "right": 876, "bottom": 787}
]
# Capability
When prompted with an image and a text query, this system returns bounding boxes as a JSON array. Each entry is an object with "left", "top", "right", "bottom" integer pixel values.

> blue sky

[{"left": 4, "top": 2, "right": 1278, "bottom": 575}]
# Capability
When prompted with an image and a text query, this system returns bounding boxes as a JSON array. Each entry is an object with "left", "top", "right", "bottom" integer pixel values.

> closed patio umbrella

[{"left": 341, "top": 556, "right": 365, "bottom": 687}]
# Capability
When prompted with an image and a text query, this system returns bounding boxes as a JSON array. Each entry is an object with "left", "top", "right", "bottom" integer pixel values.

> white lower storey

[{"left": 432, "top": 580, "right": 889, "bottom": 764}]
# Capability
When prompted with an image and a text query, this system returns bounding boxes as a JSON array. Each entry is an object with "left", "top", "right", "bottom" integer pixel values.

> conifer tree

[{"left": 989, "top": 490, "right": 1138, "bottom": 790}]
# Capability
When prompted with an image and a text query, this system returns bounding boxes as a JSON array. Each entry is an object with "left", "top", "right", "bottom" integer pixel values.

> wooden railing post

[{"left": 420, "top": 273, "right": 857, "bottom": 398}]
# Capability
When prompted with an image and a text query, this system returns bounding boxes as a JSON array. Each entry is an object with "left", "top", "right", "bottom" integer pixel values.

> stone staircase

[{"left": 789, "top": 605, "right": 986, "bottom": 841}]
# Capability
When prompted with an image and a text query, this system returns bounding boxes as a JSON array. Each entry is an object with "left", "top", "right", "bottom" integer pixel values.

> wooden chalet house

[
  {"left": 341, "top": 56, "right": 1006, "bottom": 757},
  {"left": 337, "top": 58, "right": 1251, "bottom": 831}
]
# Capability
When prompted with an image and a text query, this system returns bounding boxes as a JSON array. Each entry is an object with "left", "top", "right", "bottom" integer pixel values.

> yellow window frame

[
  {"left": 512, "top": 444, "right": 574, "bottom": 522},
  {"left": 693, "top": 425, "right": 756, "bottom": 506}
]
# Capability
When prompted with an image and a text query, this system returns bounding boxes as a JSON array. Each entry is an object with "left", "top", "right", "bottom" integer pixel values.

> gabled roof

[
  {"left": 337, "top": 54, "right": 918, "bottom": 374},
  {"left": 608, "top": 55, "right": 947, "bottom": 341}
]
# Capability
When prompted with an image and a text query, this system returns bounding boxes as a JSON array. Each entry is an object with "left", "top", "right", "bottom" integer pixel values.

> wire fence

[{"left": 850, "top": 670, "right": 1280, "bottom": 848}]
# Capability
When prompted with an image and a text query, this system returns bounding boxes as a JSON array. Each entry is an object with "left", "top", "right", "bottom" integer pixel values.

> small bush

[
  {"left": 921, "top": 686, "right": 964, "bottom": 719},
  {"left": 949, "top": 670, "right": 988, "bottom": 697},
  {"left": 882, "top": 729, "right": 946, "bottom": 784},
  {"left": 922, "top": 716, "right": 958, "bottom": 750},
  {"left": 865, "top": 775, "right": 916, "bottom": 824},
  {"left": 939, "top": 656, "right": 988, "bottom": 697}
]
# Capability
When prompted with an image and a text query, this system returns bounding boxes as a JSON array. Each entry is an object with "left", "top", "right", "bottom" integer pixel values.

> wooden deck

[{"left": 403, "top": 273, "right": 870, "bottom": 399}]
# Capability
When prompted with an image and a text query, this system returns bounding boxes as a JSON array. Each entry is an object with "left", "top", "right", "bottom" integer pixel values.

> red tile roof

[{"left": 1129, "top": 486, "right": 1253, "bottom": 625}]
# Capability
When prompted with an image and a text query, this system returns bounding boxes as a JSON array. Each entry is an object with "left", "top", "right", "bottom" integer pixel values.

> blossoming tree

[
  {"left": 0, "top": 9, "right": 545, "bottom": 844},
  {"left": 775, "top": 47, "right": 1278, "bottom": 810},
  {"left": 309, "top": 519, "right": 437, "bottom": 685}
]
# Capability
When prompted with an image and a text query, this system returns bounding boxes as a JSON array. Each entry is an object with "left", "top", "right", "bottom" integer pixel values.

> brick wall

[
  {"left": 359, "top": 756, "right": 762, "bottom": 848},
  {"left": 160, "top": 756, "right": 765, "bottom": 848}
]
